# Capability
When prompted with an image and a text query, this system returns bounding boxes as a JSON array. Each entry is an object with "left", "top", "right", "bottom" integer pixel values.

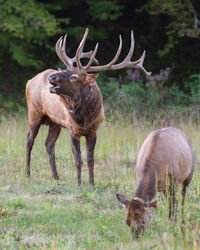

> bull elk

[
  {"left": 116, "top": 127, "right": 195, "bottom": 239},
  {"left": 26, "top": 28, "right": 151, "bottom": 186}
]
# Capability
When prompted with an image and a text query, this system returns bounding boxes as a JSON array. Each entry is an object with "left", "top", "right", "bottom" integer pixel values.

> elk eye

[{"left": 70, "top": 74, "right": 78, "bottom": 83}]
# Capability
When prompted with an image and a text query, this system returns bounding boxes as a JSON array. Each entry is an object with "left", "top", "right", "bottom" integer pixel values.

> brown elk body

[
  {"left": 117, "top": 127, "right": 195, "bottom": 239},
  {"left": 26, "top": 68, "right": 103, "bottom": 185},
  {"left": 26, "top": 28, "right": 151, "bottom": 185}
]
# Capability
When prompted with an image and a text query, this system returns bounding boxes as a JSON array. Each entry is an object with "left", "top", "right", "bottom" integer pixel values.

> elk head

[
  {"left": 49, "top": 28, "right": 151, "bottom": 110},
  {"left": 116, "top": 193, "right": 157, "bottom": 240}
]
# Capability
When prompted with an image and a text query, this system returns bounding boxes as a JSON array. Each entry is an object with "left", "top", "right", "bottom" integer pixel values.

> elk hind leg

[
  {"left": 45, "top": 123, "right": 61, "bottom": 180},
  {"left": 181, "top": 184, "right": 187, "bottom": 225},
  {"left": 181, "top": 170, "right": 194, "bottom": 224},
  {"left": 26, "top": 119, "right": 42, "bottom": 176}
]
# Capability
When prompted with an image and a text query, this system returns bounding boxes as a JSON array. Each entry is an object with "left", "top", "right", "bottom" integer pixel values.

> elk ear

[
  {"left": 144, "top": 200, "right": 157, "bottom": 208},
  {"left": 116, "top": 193, "right": 129, "bottom": 208},
  {"left": 86, "top": 73, "right": 99, "bottom": 81},
  {"left": 69, "top": 74, "right": 79, "bottom": 83}
]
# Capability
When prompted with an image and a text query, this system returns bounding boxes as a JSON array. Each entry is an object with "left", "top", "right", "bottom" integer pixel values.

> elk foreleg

[
  {"left": 45, "top": 123, "right": 61, "bottom": 180},
  {"left": 86, "top": 135, "right": 97, "bottom": 186},
  {"left": 70, "top": 135, "right": 83, "bottom": 186}
]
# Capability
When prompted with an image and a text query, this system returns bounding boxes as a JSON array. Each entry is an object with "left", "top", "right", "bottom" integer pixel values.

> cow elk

[
  {"left": 26, "top": 28, "right": 151, "bottom": 186},
  {"left": 116, "top": 127, "right": 195, "bottom": 239}
]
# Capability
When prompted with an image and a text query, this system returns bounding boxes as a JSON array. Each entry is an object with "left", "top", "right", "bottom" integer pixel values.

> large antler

[
  {"left": 85, "top": 30, "right": 151, "bottom": 76},
  {"left": 55, "top": 28, "right": 151, "bottom": 76},
  {"left": 55, "top": 28, "right": 99, "bottom": 69}
]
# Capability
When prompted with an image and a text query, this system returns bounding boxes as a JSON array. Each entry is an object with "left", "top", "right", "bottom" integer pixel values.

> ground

[{"left": 0, "top": 114, "right": 199, "bottom": 249}]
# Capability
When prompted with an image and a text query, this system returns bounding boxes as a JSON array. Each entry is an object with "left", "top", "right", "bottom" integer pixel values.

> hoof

[
  {"left": 26, "top": 171, "right": 30, "bottom": 177},
  {"left": 53, "top": 175, "right": 59, "bottom": 180},
  {"left": 89, "top": 182, "right": 95, "bottom": 187}
]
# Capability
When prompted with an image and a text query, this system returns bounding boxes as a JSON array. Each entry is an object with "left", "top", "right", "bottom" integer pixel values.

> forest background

[{"left": 0, "top": 0, "right": 200, "bottom": 116}]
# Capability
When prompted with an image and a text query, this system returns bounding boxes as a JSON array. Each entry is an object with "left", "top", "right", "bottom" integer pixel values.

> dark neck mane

[{"left": 69, "top": 83, "right": 102, "bottom": 127}]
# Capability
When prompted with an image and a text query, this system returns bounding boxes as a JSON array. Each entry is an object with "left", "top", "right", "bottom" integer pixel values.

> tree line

[{"left": 0, "top": 0, "right": 200, "bottom": 111}]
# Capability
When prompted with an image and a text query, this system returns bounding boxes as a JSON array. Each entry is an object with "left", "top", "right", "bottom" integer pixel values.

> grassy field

[{"left": 0, "top": 113, "right": 200, "bottom": 249}]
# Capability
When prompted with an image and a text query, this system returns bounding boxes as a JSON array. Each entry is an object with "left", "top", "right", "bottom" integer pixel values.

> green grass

[{"left": 0, "top": 113, "right": 200, "bottom": 249}]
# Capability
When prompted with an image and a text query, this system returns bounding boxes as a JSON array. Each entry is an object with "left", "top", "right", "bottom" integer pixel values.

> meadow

[{"left": 0, "top": 111, "right": 200, "bottom": 249}]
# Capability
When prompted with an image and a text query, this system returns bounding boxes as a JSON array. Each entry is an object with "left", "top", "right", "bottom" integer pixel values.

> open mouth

[{"left": 50, "top": 85, "right": 60, "bottom": 94}]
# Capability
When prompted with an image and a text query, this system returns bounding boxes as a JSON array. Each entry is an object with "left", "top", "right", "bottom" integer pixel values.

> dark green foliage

[
  {"left": 166, "top": 84, "right": 187, "bottom": 105},
  {"left": 87, "top": 0, "right": 123, "bottom": 21},
  {"left": 97, "top": 73, "right": 118, "bottom": 100},
  {"left": 98, "top": 73, "right": 200, "bottom": 118},
  {"left": 185, "top": 74, "right": 200, "bottom": 104},
  {"left": 140, "top": 0, "right": 200, "bottom": 56},
  {"left": 0, "top": 0, "right": 68, "bottom": 67}
]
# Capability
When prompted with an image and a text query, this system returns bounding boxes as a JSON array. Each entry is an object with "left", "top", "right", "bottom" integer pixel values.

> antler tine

[
  {"left": 82, "top": 51, "right": 99, "bottom": 65},
  {"left": 134, "top": 51, "right": 152, "bottom": 76},
  {"left": 84, "top": 43, "right": 99, "bottom": 70},
  {"left": 123, "top": 31, "right": 151, "bottom": 75},
  {"left": 100, "top": 34, "right": 122, "bottom": 68},
  {"left": 106, "top": 34, "right": 123, "bottom": 66},
  {"left": 83, "top": 34, "right": 122, "bottom": 72},
  {"left": 103, "top": 30, "right": 134, "bottom": 68},
  {"left": 86, "top": 30, "right": 151, "bottom": 76},
  {"left": 115, "top": 31, "right": 151, "bottom": 75},
  {"left": 55, "top": 29, "right": 100, "bottom": 69},
  {"left": 75, "top": 28, "right": 89, "bottom": 69},
  {"left": 60, "top": 35, "right": 74, "bottom": 68},
  {"left": 55, "top": 36, "right": 73, "bottom": 68},
  {"left": 123, "top": 30, "right": 134, "bottom": 62},
  {"left": 55, "top": 37, "right": 65, "bottom": 64}
]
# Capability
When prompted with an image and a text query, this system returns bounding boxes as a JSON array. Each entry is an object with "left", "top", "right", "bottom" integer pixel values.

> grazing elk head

[
  {"left": 116, "top": 194, "right": 157, "bottom": 239},
  {"left": 49, "top": 28, "right": 151, "bottom": 110}
]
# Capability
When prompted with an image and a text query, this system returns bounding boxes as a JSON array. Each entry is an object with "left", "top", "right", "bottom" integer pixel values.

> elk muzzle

[
  {"left": 49, "top": 74, "right": 60, "bottom": 94},
  {"left": 49, "top": 74, "right": 58, "bottom": 84},
  {"left": 50, "top": 85, "right": 60, "bottom": 94}
]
